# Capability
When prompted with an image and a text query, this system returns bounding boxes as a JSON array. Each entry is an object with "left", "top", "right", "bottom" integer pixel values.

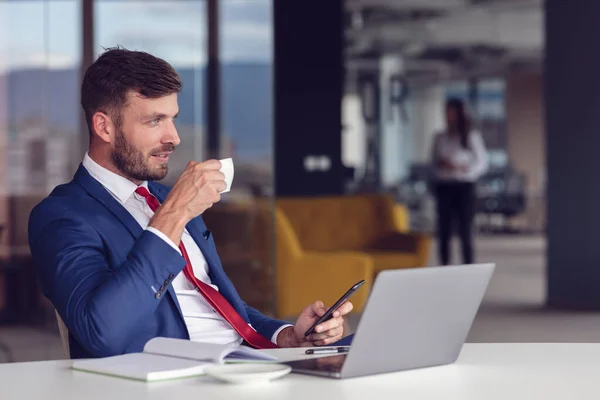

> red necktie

[{"left": 135, "top": 186, "right": 277, "bottom": 349}]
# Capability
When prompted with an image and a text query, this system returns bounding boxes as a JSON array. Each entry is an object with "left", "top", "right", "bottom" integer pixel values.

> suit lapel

[
  {"left": 184, "top": 219, "right": 222, "bottom": 273},
  {"left": 73, "top": 165, "right": 143, "bottom": 238}
]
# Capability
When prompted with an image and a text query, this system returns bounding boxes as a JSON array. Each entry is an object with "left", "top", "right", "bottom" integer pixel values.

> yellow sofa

[
  {"left": 272, "top": 206, "right": 374, "bottom": 319},
  {"left": 274, "top": 194, "right": 431, "bottom": 318},
  {"left": 203, "top": 201, "right": 374, "bottom": 319}
]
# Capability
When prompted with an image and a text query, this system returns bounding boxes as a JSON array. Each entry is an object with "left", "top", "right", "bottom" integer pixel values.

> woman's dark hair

[
  {"left": 446, "top": 98, "right": 471, "bottom": 149},
  {"left": 81, "top": 46, "right": 183, "bottom": 136}
]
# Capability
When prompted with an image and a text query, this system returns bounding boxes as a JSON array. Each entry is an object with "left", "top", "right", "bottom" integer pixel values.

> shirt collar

[{"left": 82, "top": 152, "right": 148, "bottom": 204}]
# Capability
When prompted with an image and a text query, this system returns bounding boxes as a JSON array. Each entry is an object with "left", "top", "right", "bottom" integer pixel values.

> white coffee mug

[{"left": 219, "top": 158, "right": 234, "bottom": 193}]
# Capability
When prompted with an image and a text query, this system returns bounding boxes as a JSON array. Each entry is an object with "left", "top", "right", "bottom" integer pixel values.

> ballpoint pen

[{"left": 305, "top": 346, "right": 350, "bottom": 355}]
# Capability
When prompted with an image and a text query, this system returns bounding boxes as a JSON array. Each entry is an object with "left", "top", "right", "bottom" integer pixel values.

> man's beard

[{"left": 111, "top": 127, "right": 174, "bottom": 182}]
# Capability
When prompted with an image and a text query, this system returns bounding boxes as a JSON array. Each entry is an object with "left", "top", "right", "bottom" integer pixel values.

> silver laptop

[{"left": 285, "top": 263, "right": 495, "bottom": 379}]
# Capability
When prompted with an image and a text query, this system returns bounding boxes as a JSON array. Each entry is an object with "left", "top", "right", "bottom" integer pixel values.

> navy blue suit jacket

[{"left": 28, "top": 165, "right": 289, "bottom": 359}]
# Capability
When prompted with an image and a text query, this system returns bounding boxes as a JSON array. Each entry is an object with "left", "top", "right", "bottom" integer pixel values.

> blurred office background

[{"left": 1, "top": 0, "right": 599, "bottom": 362}]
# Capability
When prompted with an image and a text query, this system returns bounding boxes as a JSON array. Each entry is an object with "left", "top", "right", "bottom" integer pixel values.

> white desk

[{"left": 1, "top": 343, "right": 600, "bottom": 399}]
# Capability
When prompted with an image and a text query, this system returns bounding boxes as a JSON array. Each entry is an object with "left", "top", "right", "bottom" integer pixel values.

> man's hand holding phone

[
  {"left": 298, "top": 300, "right": 353, "bottom": 346},
  {"left": 276, "top": 280, "right": 365, "bottom": 347},
  {"left": 277, "top": 301, "right": 353, "bottom": 347}
]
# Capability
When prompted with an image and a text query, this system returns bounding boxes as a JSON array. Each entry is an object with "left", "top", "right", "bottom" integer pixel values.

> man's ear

[{"left": 91, "top": 111, "right": 115, "bottom": 144}]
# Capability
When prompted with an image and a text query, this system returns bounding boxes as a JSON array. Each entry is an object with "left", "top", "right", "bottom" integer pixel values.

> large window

[
  {"left": 206, "top": 0, "right": 275, "bottom": 314},
  {"left": 1, "top": 0, "right": 80, "bottom": 256},
  {"left": 3, "top": 0, "right": 81, "bottom": 198},
  {"left": 0, "top": 0, "right": 81, "bottom": 361},
  {"left": 220, "top": 0, "right": 273, "bottom": 194},
  {"left": 0, "top": 0, "right": 278, "bottom": 363},
  {"left": 95, "top": 0, "right": 207, "bottom": 185}
]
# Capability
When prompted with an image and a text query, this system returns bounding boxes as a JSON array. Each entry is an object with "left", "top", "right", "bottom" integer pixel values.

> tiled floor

[
  {"left": 3, "top": 234, "right": 600, "bottom": 363},
  {"left": 466, "top": 235, "right": 600, "bottom": 343}
]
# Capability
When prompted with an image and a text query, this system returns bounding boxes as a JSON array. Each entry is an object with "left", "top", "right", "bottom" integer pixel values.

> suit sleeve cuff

[
  {"left": 146, "top": 227, "right": 182, "bottom": 255},
  {"left": 272, "top": 324, "right": 294, "bottom": 345}
]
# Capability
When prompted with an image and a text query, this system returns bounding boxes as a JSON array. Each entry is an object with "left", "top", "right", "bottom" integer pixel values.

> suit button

[
  {"left": 168, "top": 274, "right": 175, "bottom": 279},
  {"left": 155, "top": 291, "right": 162, "bottom": 299}
]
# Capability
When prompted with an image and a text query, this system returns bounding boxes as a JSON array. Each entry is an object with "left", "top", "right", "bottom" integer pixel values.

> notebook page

[
  {"left": 143, "top": 337, "right": 278, "bottom": 363},
  {"left": 72, "top": 353, "right": 209, "bottom": 381},
  {"left": 143, "top": 337, "right": 230, "bottom": 363}
]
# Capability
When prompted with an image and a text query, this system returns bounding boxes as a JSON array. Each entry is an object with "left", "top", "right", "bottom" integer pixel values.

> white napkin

[{"left": 219, "top": 158, "right": 234, "bottom": 193}]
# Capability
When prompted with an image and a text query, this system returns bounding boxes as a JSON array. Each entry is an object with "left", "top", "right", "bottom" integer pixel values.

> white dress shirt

[
  {"left": 82, "top": 153, "right": 288, "bottom": 345},
  {"left": 431, "top": 130, "right": 489, "bottom": 182}
]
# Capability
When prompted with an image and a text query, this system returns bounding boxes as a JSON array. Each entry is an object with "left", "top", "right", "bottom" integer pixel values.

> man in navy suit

[{"left": 28, "top": 47, "right": 352, "bottom": 359}]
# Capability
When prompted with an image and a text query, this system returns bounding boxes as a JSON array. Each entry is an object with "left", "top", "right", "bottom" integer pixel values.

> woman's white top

[{"left": 431, "top": 130, "right": 489, "bottom": 182}]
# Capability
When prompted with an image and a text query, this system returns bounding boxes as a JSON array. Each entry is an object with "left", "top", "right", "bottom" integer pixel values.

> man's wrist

[
  {"left": 146, "top": 227, "right": 182, "bottom": 254},
  {"left": 276, "top": 326, "right": 299, "bottom": 348},
  {"left": 148, "top": 203, "right": 190, "bottom": 245},
  {"left": 152, "top": 201, "right": 190, "bottom": 227},
  {"left": 272, "top": 324, "right": 293, "bottom": 344}
]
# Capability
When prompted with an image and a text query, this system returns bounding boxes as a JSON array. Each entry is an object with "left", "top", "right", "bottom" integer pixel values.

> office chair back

[{"left": 54, "top": 310, "right": 70, "bottom": 359}]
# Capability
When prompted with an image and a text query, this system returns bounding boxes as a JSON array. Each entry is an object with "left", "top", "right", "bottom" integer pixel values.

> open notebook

[{"left": 71, "top": 337, "right": 278, "bottom": 382}]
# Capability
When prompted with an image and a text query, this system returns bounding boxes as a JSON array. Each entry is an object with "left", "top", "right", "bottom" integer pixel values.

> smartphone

[{"left": 304, "top": 280, "right": 366, "bottom": 337}]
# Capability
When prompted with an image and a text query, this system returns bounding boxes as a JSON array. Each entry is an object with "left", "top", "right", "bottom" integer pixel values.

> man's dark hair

[{"left": 81, "top": 46, "right": 182, "bottom": 136}]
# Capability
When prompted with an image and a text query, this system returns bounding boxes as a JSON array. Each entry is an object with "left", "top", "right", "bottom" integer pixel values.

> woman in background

[{"left": 430, "top": 98, "right": 488, "bottom": 266}]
